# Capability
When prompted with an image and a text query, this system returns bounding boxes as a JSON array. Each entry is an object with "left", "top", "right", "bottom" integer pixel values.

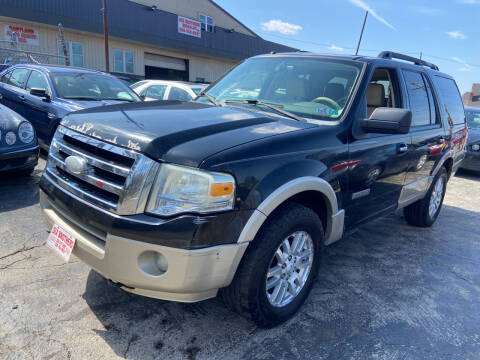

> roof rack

[{"left": 378, "top": 51, "right": 439, "bottom": 71}]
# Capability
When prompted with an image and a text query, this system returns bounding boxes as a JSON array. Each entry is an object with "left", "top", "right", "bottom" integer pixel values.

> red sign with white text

[
  {"left": 178, "top": 16, "right": 201, "bottom": 38},
  {"left": 4, "top": 25, "right": 40, "bottom": 46}
]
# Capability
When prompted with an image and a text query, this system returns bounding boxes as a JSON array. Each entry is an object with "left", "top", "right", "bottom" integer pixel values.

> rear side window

[
  {"left": 434, "top": 76, "right": 465, "bottom": 125},
  {"left": 7, "top": 68, "right": 29, "bottom": 88},
  {"left": 0, "top": 71, "right": 11, "bottom": 84},
  {"left": 402, "top": 70, "right": 431, "bottom": 126}
]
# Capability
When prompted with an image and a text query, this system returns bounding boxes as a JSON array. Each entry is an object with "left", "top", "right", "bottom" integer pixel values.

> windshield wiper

[
  {"left": 223, "top": 99, "right": 306, "bottom": 122},
  {"left": 102, "top": 98, "right": 135, "bottom": 102},
  {"left": 62, "top": 96, "right": 99, "bottom": 101},
  {"left": 198, "top": 92, "right": 221, "bottom": 106}
]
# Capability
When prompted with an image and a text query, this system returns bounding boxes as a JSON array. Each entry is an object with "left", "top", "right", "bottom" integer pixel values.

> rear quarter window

[{"left": 434, "top": 76, "right": 465, "bottom": 125}]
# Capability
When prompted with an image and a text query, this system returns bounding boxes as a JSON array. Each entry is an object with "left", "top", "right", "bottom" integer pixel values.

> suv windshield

[
  {"left": 204, "top": 57, "right": 363, "bottom": 121},
  {"left": 50, "top": 72, "right": 141, "bottom": 102},
  {"left": 466, "top": 109, "right": 480, "bottom": 130}
]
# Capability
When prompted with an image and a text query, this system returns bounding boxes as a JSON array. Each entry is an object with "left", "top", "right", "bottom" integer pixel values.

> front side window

[
  {"left": 114, "top": 49, "right": 134, "bottom": 74},
  {"left": 435, "top": 76, "right": 465, "bottom": 125},
  {"left": 57, "top": 41, "right": 84, "bottom": 67},
  {"left": 205, "top": 57, "right": 364, "bottom": 121},
  {"left": 365, "top": 68, "right": 399, "bottom": 117},
  {"left": 199, "top": 14, "right": 214, "bottom": 32},
  {"left": 50, "top": 72, "right": 140, "bottom": 102},
  {"left": 26, "top": 71, "right": 49, "bottom": 92},
  {"left": 466, "top": 110, "right": 480, "bottom": 129},
  {"left": 402, "top": 70, "right": 431, "bottom": 126},
  {"left": 145, "top": 85, "right": 167, "bottom": 100},
  {"left": 168, "top": 87, "right": 192, "bottom": 101},
  {"left": 8, "top": 68, "right": 29, "bottom": 88}
]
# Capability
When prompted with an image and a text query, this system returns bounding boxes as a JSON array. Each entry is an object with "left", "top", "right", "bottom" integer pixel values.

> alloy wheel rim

[
  {"left": 265, "top": 231, "right": 314, "bottom": 307},
  {"left": 429, "top": 177, "right": 444, "bottom": 218}
]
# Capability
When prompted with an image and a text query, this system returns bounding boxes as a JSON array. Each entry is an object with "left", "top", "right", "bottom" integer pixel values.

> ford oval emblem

[{"left": 65, "top": 155, "right": 88, "bottom": 174}]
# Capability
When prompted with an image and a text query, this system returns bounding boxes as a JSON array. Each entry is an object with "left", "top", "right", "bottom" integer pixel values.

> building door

[{"left": 144, "top": 53, "right": 188, "bottom": 81}]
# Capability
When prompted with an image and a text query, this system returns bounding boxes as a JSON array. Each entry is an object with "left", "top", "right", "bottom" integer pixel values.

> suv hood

[{"left": 61, "top": 101, "right": 313, "bottom": 167}]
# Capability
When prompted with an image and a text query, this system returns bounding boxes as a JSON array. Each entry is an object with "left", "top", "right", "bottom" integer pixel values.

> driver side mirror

[
  {"left": 30, "top": 88, "right": 51, "bottom": 101},
  {"left": 359, "top": 108, "right": 412, "bottom": 134}
]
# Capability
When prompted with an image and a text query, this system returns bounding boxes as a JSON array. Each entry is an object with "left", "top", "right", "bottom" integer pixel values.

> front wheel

[
  {"left": 404, "top": 167, "right": 448, "bottom": 227},
  {"left": 220, "top": 203, "right": 324, "bottom": 328}
]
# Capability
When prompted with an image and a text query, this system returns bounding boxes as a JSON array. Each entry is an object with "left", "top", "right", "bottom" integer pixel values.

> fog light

[
  {"left": 472, "top": 144, "right": 480, "bottom": 151},
  {"left": 138, "top": 251, "right": 168, "bottom": 277}
]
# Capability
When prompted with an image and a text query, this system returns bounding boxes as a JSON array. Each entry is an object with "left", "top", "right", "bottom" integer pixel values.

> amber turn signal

[{"left": 210, "top": 182, "right": 234, "bottom": 196}]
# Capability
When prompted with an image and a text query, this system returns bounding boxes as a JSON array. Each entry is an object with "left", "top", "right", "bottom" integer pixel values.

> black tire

[
  {"left": 220, "top": 203, "right": 324, "bottom": 328},
  {"left": 404, "top": 167, "right": 448, "bottom": 227}
]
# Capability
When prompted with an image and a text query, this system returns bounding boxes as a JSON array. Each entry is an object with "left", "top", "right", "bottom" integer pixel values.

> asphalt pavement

[{"left": 1, "top": 157, "right": 479, "bottom": 359}]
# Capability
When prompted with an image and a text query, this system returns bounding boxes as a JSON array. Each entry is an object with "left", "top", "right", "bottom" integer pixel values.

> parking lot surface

[{"left": 1, "top": 158, "right": 479, "bottom": 359}]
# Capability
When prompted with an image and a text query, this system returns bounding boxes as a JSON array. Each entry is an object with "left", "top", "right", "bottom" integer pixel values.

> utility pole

[
  {"left": 102, "top": 0, "right": 110, "bottom": 72},
  {"left": 355, "top": 10, "right": 368, "bottom": 56},
  {"left": 58, "top": 23, "right": 69, "bottom": 66}
]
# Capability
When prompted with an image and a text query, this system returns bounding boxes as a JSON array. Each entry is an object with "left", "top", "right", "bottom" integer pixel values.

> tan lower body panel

[{"left": 41, "top": 193, "right": 248, "bottom": 303}]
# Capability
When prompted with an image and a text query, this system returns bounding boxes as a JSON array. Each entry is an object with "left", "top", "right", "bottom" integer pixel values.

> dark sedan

[
  {"left": 460, "top": 106, "right": 480, "bottom": 173},
  {"left": 0, "top": 103, "right": 39, "bottom": 176},
  {"left": 0, "top": 64, "right": 141, "bottom": 150}
]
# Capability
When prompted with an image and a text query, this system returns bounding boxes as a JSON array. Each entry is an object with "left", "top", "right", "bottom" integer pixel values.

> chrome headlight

[
  {"left": 18, "top": 122, "right": 35, "bottom": 144},
  {"left": 472, "top": 144, "right": 480, "bottom": 151},
  {"left": 146, "top": 164, "right": 235, "bottom": 216},
  {"left": 5, "top": 131, "right": 16, "bottom": 145}
]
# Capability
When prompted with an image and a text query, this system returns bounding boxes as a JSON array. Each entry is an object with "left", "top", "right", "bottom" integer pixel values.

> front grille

[{"left": 45, "top": 126, "right": 159, "bottom": 215}]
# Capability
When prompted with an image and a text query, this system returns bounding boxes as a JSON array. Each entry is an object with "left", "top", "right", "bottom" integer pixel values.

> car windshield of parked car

[
  {"left": 50, "top": 73, "right": 140, "bottom": 102},
  {"left": 466, "top": 110, "right": 480, "bottom": 130},
  {"left": 204, "top": 57, "right": 364, "bottom": 121}
]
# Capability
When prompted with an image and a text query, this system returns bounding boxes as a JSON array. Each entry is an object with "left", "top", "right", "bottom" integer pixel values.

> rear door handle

[
  {"left": 438, "top": 137, "right": 445, "bottom": 144},
  {"left": 19, "top": 95, "right": 25, "bottom": 101},
  {"left": 397, "top": 143, "right": 408, "bottom": 153}
]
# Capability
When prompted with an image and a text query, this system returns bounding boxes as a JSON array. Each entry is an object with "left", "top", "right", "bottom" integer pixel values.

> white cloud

[
  {"left": 452, "top": 57, "right": 472, "bottom": 72},
  {"left": 447, "top": 30, "right": 467, "bottom": 39},
  {"left": 329, "top": 45, "right": 344, "bottom": 52},
  {"left": 347, "top": 0, "right": 395, "bottom": 30},
  {"left": 260, "top": 20, "right": 302, "bottom": 35}
]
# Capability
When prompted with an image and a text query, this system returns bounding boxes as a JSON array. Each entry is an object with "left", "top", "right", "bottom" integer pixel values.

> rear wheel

[
  {"left": 221, "top": 203, "right": 324, "bottom": 328},
  {"left": 404, "top": 167, "right": 448, "bottom": 227}
]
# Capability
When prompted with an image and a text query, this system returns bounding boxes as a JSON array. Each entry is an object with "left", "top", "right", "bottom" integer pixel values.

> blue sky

[{"left": 216, "top": 0, "right": 479, "bottom": 94}]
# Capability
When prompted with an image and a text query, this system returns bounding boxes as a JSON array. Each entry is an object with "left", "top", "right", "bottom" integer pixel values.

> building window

[
  {"left": 199, "top": 14, "right": 214, "bottom": 32},
  {"left": 57, "top": 41, "right": 84, "bottom": 67},
  {"left": 114, "top": 49, "right": 134, "bottom": 74}
]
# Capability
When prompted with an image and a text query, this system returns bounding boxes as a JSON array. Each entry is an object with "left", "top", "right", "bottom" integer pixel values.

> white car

[{"left": 131, "top": 80, "right": 207, "bottom": 102}]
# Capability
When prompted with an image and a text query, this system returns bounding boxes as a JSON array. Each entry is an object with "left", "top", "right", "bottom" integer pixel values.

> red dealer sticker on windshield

[{"left": 46, "top": 224, "right": 75, "bottom": 262}]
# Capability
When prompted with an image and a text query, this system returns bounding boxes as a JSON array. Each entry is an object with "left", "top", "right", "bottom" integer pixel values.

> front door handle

[
  {"left": 19, "top": 95, "right": 25, "bottom": 101},
  {"left": 397, "top": 143, "right": 408, "bottom": 153}
]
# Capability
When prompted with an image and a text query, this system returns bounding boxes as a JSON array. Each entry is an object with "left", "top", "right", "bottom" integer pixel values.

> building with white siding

[{"left": 0, "top": 0, "right": 296, "bottom": 83}]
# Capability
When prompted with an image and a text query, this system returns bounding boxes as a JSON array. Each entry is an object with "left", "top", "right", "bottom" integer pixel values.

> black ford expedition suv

[{"left": 40, "top": 51, "right": 467, "bottom": 327}]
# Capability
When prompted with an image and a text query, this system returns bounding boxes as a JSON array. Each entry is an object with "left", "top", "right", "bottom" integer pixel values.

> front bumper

[
  {"left": 459, "top": 152, "right": 480, "bottom": 172},
  {"left": 0, "top": 145, "right": 39, "bottom": 173},
  {"left": 40, "top": 190, "right": 248, "bottom": 302}
]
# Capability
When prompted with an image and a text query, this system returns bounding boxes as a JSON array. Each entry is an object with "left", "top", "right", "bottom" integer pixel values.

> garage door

[{"left": 144, "top": 53, "right": 186, "bottom": 71}]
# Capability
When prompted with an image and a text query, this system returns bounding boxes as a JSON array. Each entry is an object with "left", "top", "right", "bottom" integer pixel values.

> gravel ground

[{"left": 1, "top": 157, "right": 480, "bottom": 360}]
